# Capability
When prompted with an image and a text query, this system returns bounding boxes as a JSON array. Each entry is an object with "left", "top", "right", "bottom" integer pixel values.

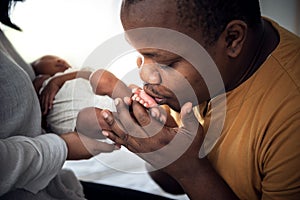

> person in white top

[{"left": 0, "top": 1, "right": 118, "bottom": 199}]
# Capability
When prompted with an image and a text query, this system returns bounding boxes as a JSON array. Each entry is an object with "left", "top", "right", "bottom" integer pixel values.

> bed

[{"left": 63, "top": 148, "right": 189, "bottom": 199}]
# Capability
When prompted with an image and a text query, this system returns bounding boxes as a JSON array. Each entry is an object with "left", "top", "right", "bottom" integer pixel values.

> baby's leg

[
  {"left": 90, "top": 69, "right": 131, "bottom": 99},
  {"left": 76, "top": 107, "right": 111, "bottom": 139},
  {"left": 90, "top": 70, "right": 177, "bottom": 126}
]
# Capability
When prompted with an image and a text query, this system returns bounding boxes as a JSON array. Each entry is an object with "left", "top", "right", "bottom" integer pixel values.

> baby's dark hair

[{"left": 122, "top": 0, "right": 261, "bottom": 45}]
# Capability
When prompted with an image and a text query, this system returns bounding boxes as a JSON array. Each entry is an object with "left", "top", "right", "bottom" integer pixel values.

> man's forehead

[
  {"left": 123, "top": 0, "right": 177, "bottom": 9},
  {"left": 121, "top": 0, "right": 178, "bottom": 29}
]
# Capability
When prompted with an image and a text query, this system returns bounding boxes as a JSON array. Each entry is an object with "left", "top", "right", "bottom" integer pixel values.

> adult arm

[
  {"left": 0, "top": 134, "right": 67, "bottom": 195},
  {"left": 148, "top": 169, "right": 185, "bottom": 194},
  {"left": 0, "top": 131, "right": 118, "bottom": 196}
]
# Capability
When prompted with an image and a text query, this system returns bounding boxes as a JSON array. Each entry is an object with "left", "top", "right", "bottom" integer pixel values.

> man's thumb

[{"left": 180, "top": 102, "right": 199, "bottom": 133}]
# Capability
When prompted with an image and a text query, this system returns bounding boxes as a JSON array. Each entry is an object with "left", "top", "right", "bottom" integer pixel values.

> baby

[
  {"left": 31, "top": 55, "right": 73, "bottom": 93},
  {"left": 32, "top": 55, "right": 159, "bottom": 136},
  {"left": 31, "top": 55, "right": 102, "bottom": 134}
]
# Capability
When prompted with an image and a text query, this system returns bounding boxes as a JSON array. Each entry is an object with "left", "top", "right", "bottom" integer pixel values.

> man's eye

[
  {"left": 159, "top": 65, "right": 169, "bottom": 69},
  {"left": 158, "top": 61, "right": 177, "bottom": 69}
]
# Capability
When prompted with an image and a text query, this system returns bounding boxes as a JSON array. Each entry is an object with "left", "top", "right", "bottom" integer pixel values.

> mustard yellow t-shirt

[{"left": 197, "top": 19, "right": 300, "bottom": 199}]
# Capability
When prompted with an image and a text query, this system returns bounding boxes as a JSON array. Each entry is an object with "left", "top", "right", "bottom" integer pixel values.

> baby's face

[{"left": 33, "top": 55, "right": 71, "bottom": 76}]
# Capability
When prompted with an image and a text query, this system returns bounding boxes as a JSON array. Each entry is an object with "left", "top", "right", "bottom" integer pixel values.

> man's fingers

[
  {"left": 101, "top": 108, "right": 128, "bottom": 141},
  {"left": 180, "top": 102, "right": 199, "bottom": 135},
  {"left": 149, "top": 106, "right": 178, "bottom": 127},
  {"left": 179, "top": 102, "right": 204, "bottom": 153},
  {"left": 131, "top": 101, "right": 166, "bottom": 137},
  {"left": 114, "top": 98, "right": 151, "bottom": 138},
  {"left": 102, "top": 130, "right": 124, "bottom": 145},
  {"left": 132, "top": 101, "right": 151, "bottom": 126},
  {"left": 102, "top": 130, "right": 140, "bottom": 153}
]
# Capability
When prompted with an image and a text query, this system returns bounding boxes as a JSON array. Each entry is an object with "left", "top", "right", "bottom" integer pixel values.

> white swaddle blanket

[{"left": 40, "top": 68, "right": 115, "bottom": 134}]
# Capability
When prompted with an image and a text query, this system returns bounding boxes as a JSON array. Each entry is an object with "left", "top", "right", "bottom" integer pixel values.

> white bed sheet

[{"left": 63, "top": 147, "right": 189, "bottom": 200}]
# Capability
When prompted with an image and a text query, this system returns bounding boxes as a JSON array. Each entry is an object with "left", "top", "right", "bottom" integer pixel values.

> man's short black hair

[{"left": 122, "top": 0, "right": 262, "bottom": 45}]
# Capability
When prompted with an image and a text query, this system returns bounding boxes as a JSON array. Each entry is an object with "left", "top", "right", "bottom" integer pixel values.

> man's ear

[{"left": 224, "top": 20, "right": 247, "bottom": 58}]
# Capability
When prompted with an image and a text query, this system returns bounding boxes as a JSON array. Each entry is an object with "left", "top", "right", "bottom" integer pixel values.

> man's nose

[{"left": 139, "top": 58, "right": 162, "bottom": 84}]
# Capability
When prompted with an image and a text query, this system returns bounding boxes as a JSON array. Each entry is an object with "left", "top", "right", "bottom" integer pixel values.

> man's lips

[
  {"left": 153, "top": 97, "right": 165, "bottom": 104},
  {"left": 143, "top": 87, "right": 166, "bottom": 105}
]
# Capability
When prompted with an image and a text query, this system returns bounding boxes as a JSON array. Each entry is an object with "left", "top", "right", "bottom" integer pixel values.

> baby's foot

[
  {"left": 131, "top": 88, "right": 158, "bottom": 108},
  {"left": 131, "top": 88, "right": 168, "bottom": 123},
  {"left": 90, "top": 69, "right": 118, "bottom": 96}
]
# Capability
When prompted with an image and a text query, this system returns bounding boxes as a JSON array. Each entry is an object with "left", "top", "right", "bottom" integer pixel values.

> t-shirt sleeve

[
  {"left": 0, "top": 133, "right": 67, "bottom": 195},
  {"left": 261, "top": 111, "right": 300, "bottom": 199}
]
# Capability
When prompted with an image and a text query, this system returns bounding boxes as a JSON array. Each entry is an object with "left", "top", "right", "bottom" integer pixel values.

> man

[{"left": 100, "top": 0, "right": 300, "bottom": 199}]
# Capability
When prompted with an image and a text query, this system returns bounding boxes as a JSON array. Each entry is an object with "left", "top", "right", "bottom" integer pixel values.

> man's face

[{"left": 121, "top": 0, "right": 217, "bottom": 111}]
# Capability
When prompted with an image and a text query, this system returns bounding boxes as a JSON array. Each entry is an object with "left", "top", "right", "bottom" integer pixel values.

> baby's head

[{"left": 31, "top": 55, "right": 71, "bottom": 76}]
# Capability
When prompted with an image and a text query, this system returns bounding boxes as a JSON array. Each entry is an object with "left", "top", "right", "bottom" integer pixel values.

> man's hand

[
  {"left": 99, "top": 99, "right": 239, "bottom": 199},
  {"left": 101, "top": 98, "right": 204, "bottom": 171}
]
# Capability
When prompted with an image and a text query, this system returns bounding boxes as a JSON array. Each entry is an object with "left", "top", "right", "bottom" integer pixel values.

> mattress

[{"left": 63, "top": 146, "right": 189, "bottom": 200}]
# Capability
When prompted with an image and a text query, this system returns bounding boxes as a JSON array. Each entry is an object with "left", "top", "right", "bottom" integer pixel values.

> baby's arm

[
  {"left": 32, "top": 74, "right": 51, "bottom": 94},
  {"left": 47, "top": 70, "right": 92, "bottom": 89},
  {"left": 39, "top": 70, "right": 92, "bottom": 115}
]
